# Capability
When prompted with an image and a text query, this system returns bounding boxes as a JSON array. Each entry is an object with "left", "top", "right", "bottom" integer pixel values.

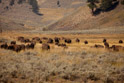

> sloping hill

[
  {"left": 0, "top": 0, "right": 86, "bottom": 31},
  {"left": 47, "top": 4, "right": 124, "bottom": 31}
]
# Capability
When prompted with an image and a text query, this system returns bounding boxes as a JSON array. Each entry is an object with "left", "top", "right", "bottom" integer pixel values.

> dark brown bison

[
  {"left": 42, "top": 37, "right": 48, "bottom": 40},
  {"left": 119, "top": 40, "right": 123, "bottom": 44},
  {"left": 20, "top": 44, "right": 25, "bottom": 50},
  {"left": 65, "top": 39, "right": 71, "bottom": 44},
  {"left": 104, "top": 42, "right": 109, "bottom": 48},
  {"left": 39, "top": 40, "right": 42, "bottom": 44},
  {"left": 14, "top": 45, "right": 22, "bottom": 52},
  {"left": 26, "top": 43, "right": 35, "bottom": 49},
  {"left": 1, "top": 43, "right": 8, "bottom": 49},
  {"left": 76, "top": 38, "right": 80, "bottom": 43},
  {"left": 58, "top": 43, "right": 66, "bottom": 47},
  {"left": 54, "top": 37, "right": 60, "bottom": 43},
  {"left": 11, "top": 41, "right": 16, "bottom": 45},
  {"left": 111, "top": 45, "right": 124, "bottom": 51},
  {"left": 8, "top": 45, "right": 22, "bottom": 52},
  {"left": 84, "top": 40, "right": 88, "bottom": 44},
  {"left": 42, "top": 44, "right": 50, "bottom": 50},
  {"left": 103, "top": 38, "right": 107, "bottom": 43},
  {"left": 18, "top": 36, "right": 24, "bottom": 41},
  {"left": 32, "top": 37, "right": 40, "bottom": 41},
  {"left": 47, "top": 38, "right": 53, "bottom": 43},
  {"left": 94, "top": 44, "right": 104, "bottom": 48},
  {"left": 23, "top": 39, "right": 30, "bottom": 43}
]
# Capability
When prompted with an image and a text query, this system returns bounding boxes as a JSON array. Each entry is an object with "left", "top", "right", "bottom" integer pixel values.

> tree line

[{"left": 87, "top": 0, "right": 124, "bottom": 15}]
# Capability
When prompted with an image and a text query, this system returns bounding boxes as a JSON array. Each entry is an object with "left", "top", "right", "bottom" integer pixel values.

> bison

[
  {"left": 54, "top": 37, "right": 60, "bottom": 43},
  {"left": 42, "top": 44, "right": 50, "bottom": 50},
  {"left": 103, "top": 38, "right": 107, "bottom": 43},
  {"left": 84, "top": 40, "right": 88, "bottom": 44},
  {"left": 1, "top": 43, "right": 8, "bottom": 49},
  {"left": 111, "top": 45, "right": 124, "bottom": 51},
  {"left": 18, "top": 36, "right": 24, "bottom": 41},
  {"left": 26, "top": 43, "right": 35, "bottom": 49},
  {"left": 94, "top": 44, "right": 104, "bottom": 48},
  {"left": 47, "top": 38, "right": 53, "bottom": 43},
  {"left": 8, "top": 44, "right": 22, "bottom": 52},
  {"left": 119, "top": 40, "right": 123, "bottom": 44},
  {"left": 76, "top": 38, "right": 80, "bottom": 43},
  {"left": 65, "top": 39, "right": 71, "bottom": 44},
  {"left": 104, "top": 42, "right": 109, "bottom": 48},
  {"left": 11, "top": 41, "right": 16, "bottom": 45},
  {"left": 32, "top": 37, "right": 40, "bottom": 41}
]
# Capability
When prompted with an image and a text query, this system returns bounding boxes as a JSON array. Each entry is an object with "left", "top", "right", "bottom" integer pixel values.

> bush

[{"left": 28, "top": 0, "right": 39, "bottom": 15}]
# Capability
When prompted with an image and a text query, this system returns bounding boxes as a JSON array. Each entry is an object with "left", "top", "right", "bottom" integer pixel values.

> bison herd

[{"left": 0, "top": 36, "right": 124, "bottom": 52}]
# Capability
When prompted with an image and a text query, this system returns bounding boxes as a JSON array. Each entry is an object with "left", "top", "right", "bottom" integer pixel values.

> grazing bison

[
  {"left": 11, "top": 41, "right": 16, "bottom": 45},
  {"left": 26, "top": 43, "right": 35, "bottom": 49},
  {"left": 8, "top": 45, "right": 22, "bottom": 52},
  {"left": 58, "top": 43, "right": 66, "bottom": 47},
  {"left": 42, "top": 44, "right": 50, "bottom": 50},
  {"left": 54, "top": 37, "right": 60, "bottom": 43},
  {"left": 39, "top": 40, "right": 42, "bottom": 44},
  {"left": 14, "top": 45, "right": 22, "bottom": 52},
  {"left": 111, "top": 45, "right": 124, "bottom": 51},
  {"left": 32, "top": 37, "right": 40, "bottom": 41},
  {"left": 42, "top": 37, "right": 48, "bottom": 40},
  {"left": 103, "top": 38, "right": 107, "bottom": 43},
  {"left": 76, "top": 38, "right": 80, "bottom": 43},
  {"left": 119, "top": 40, "right": 123, "bottom": 44},
  {"left": 20, "top": 44, "right": 25, "bottom": 50},
  {"left": 84, "top": 40, "right": 88, "bottom": 44},
  {"left": 104, "top": 42, "right": 109, "bottom": 48},
  {"left": 1, "top": 43, "right": 8, "bottom": 49},
  {"left": 65, "top": 39, "right": 71, "bottom": 44},
  {"left": 94, "top": 44, "right": 104, "bottom": 48},
  {"left": 18, "top": 36, "right": 24, "bottom": 41},
  {"left": 47, "top": 38, "right": 53, "bottom": 43},
  {"left": 23, "top": 38, "right": 30, "bottom": 43}
]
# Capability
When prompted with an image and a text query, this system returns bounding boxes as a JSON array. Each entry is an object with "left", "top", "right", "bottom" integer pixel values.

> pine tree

[{"left": 87, "top": 0, "right": 99, "bottom": 15}]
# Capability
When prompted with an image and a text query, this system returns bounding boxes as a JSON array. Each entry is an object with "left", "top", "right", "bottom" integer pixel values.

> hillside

[
  {"left": 47, "top": 4, "right": 124, "bottom": 31},
  {"left": 0, "top": 0, "right": 85, "bottom": 31}
]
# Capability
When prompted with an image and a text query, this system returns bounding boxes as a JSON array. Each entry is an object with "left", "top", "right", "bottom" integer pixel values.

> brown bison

[
  {"left": 104, "top": 42, "right": 109, "bottom": 48},
  {"left": 94, "top": 44, "right": 104, "bottom": 48},
  {"left": 11, "top": 41, "right": 16, "bottom": 45},
  {"left": 42, "top": 44, "right": 50, "bottom": 50},
  {"left": 1, "top": 43, "right": 8, "bottom": 49},
  {"left": 42, "top": 37, "right": 48, "bottom": 40},
  {"left": 119, "top": 40, "right": 123, "bottom": 44},
  {"left": 111, "top": 45, "right": 124, "bottom": 51},
  {"left": 47, "top": 38, "right": 53, "bottom": 43},
  {"left": 26, "top": 43, "right": 35, "bottom": 49},
  {"left": 54, "top": 37, "right": 60, "bottom": 43},
  {"left": 65, "top": 39, "right": 71, "bottom": 44},
  {"left": 8, "top": 44, "right": 22, "bottom": 52},
  {"left": 18, "top": 36, "right": 24, "bottom": 41},
  {"left": 103, "top": 38, "right": 107, "bottom": 43},
  {"left": 76, "top": 38, "right": 80, "bottom": 43},
  {"left": 32, "top": 37, "right": 40, "bottom": 41},
  {"left": 84, "top": 40, "right": 88, "bottom": 44},
  {"left": 39, "top": 40, "right": 42, "bottom": 44}
]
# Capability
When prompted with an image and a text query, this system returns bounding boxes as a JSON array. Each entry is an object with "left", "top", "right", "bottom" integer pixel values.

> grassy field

[{"left": 0, "top": 31, "right": 124, "bottom": 83}]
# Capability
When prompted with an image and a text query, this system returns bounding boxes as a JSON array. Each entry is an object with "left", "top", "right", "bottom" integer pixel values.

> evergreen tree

[
  {"left": 87, "top": 0, "right": 99, "bottom": 15},
  {"left": 100, "top": 0, "right": 113, "bottom": 11}
]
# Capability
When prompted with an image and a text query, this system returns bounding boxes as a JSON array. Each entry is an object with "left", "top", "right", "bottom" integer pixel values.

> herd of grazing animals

[{"left": 0, "top": 36, "right": 124, "bottom": 52}]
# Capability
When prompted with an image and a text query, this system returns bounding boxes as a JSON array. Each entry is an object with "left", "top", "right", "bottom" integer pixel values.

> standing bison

[
  {"left": 65, "top": 39, "right": 71, "bottom": 44},
  {"left": 76, "top": 38, "right": 80, "bottom": 43},
  {"left": 42, "top": 44, "right": 50, "bottom": 50}
]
